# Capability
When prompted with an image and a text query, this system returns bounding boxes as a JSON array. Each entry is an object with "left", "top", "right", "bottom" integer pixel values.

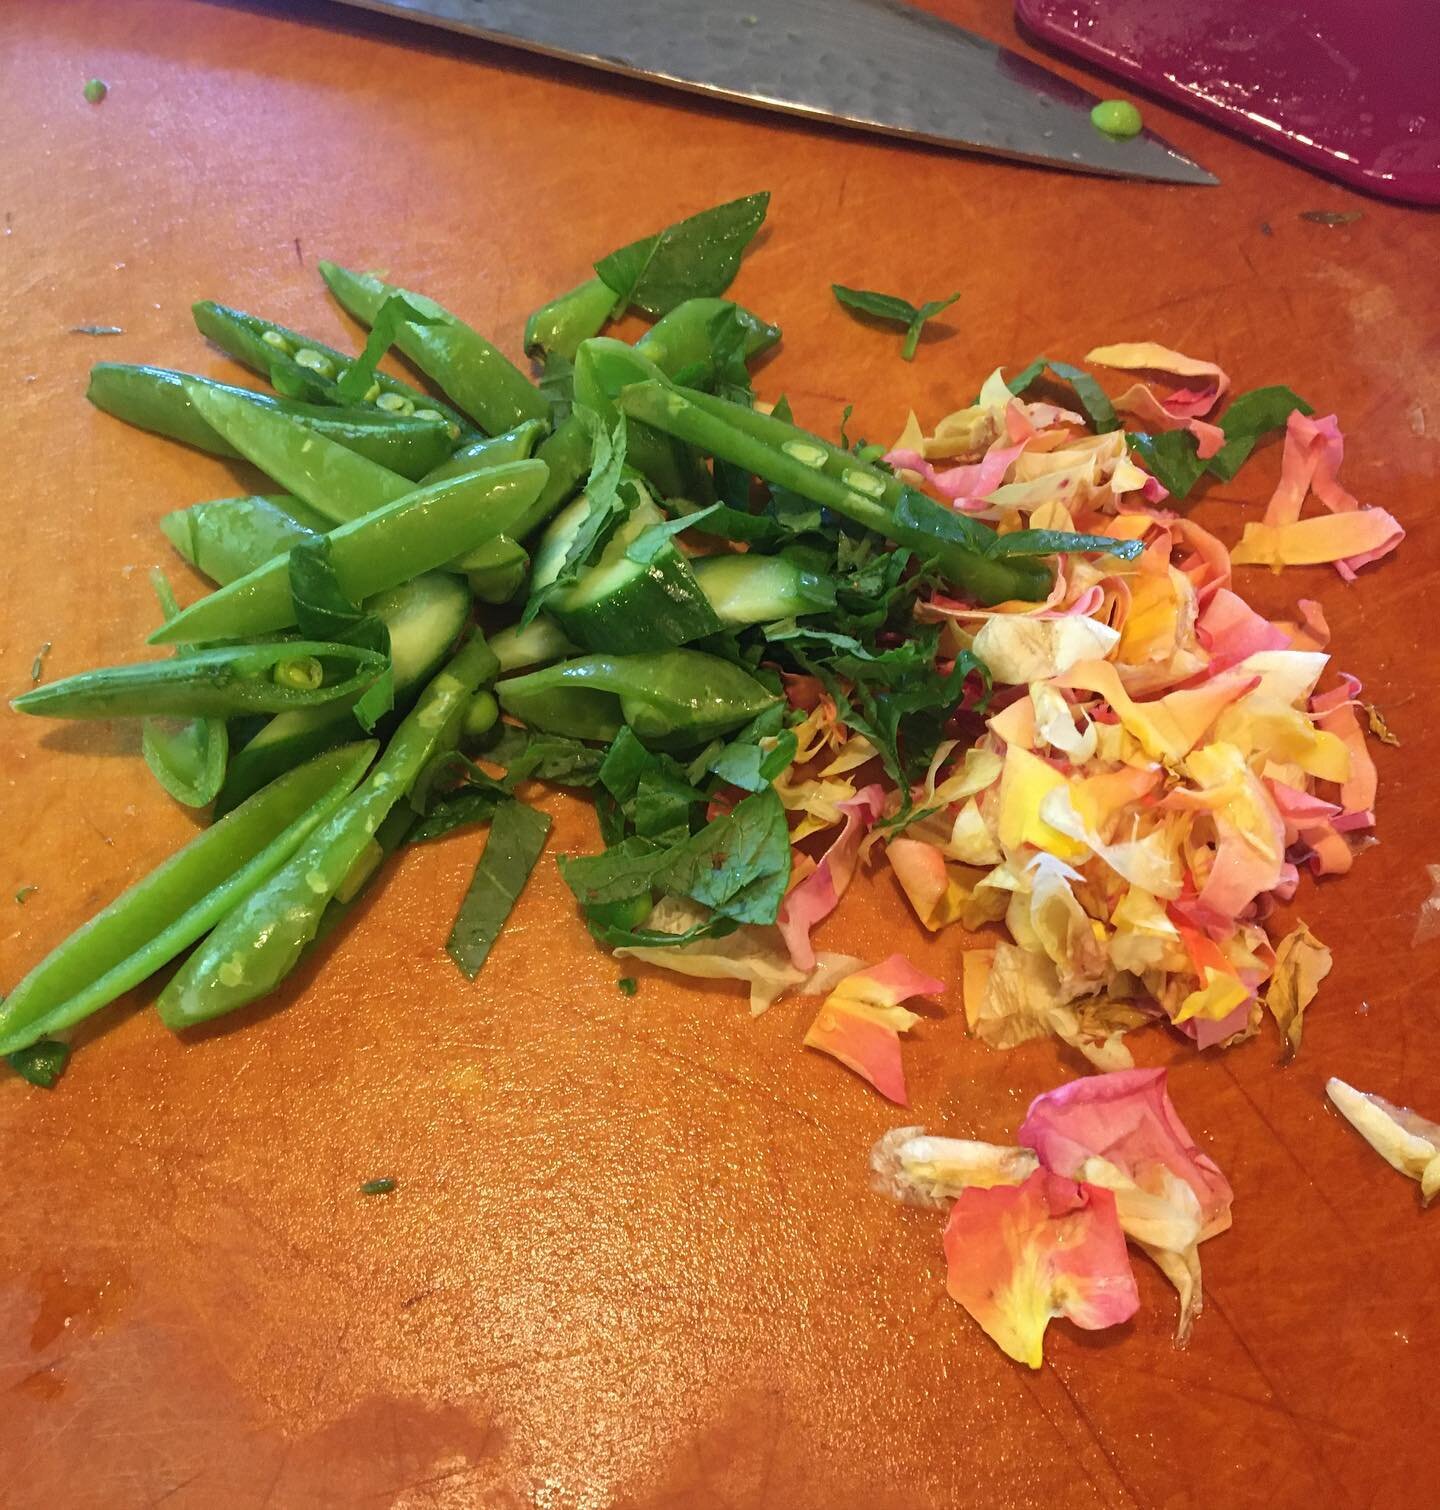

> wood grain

[{"left": 1, "top": 3, "right": 1437, "bottom": 1506}]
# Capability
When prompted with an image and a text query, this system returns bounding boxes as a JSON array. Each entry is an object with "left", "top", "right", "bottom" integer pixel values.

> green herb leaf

[
  {"left": 30, "top": 642, "right": 51, "bottom": 685},
  {"left": 487, "top": 726, "right": 605, "bottom": 788},
  {"left": 359, "top": 1177, "right": 397, "bottom": 1195},
  {"left": 1127, "top": 429, "right": 1209, "bottom": 500},
  {"left": 1000, "top": 357, "right": 1117, "bottom": 432},
  {"left": 15, "top": 886, "right": 38, "bottom": 905},
  {"left": 1205, "top": 385, "right": 1313, "bottom": 480},
  {"left": 409, "top": 788, "right": 502, "bottom": 843},
  {"left": 705, "top": 728, "right": 797, "bottom": 792},
  {"left": 1299, "top": 210, "right": 1362, "bottom": 226},
  {"left": 445, "top": 800, "right": 552, "bottom": 979},
  {"left": 70, "top": 324, "right": 123, "bottom": 336},
  {"left": 616, "top": 976, "right": 638, "bottom": 996},
  {"left": 288, "top": 537, "right": 393, "bottom": 729},
  {"left": 538, "top": 351, "right": 575, "bottom": 427},
  {"left": 624, "top": 505, "right": 719, "bottom": 566},
  {"left": 991, "top": 528, "right": 1141, "bottom": 561},
  {"left": 334, "top": 292, "right": 439, "bottom": 404},
  {"left": 595, "top": 192, "right": 771, "bottom": 318},
  {"left": 559, "top": 786, "right": 790, "bottom": 940},
  {"left": 831, "top": 284, "right": 960, "bottom": 361},
  {"left": 7, "top": 1038, "right": 70, "bottom": 1089}
]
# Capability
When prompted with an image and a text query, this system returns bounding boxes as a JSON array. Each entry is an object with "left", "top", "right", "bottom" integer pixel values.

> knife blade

[{"left": 328, "top": 0, "right": 1216, "bottom": 185}]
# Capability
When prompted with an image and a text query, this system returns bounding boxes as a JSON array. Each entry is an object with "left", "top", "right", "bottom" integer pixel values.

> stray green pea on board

[
  {"left": 1090, "top": 99, "right": 1143, "bottom": 139},
  {"left": 831, "top": 285, "right": 961, "bottom": 361},
  {"left": 83, "top": 78, "right": 108, "bottom": 105}
]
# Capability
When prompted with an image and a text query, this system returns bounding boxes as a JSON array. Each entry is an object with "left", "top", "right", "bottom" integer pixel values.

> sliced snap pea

[
  {"left": 141, "top": 569, "right": 229, "bottom": 808},
  {"left": 572, "top": 338, "right": 713, "bottom": 501},
  {"left": 191, "top": 299, "right": 475, "bottom": 437},
  {"left": 183, "top": 381, "right": 413, "bottom": 525},
  {"left": 420, "top": 419, "right": 546, "bottom": 485},
  {"left": 151, "top": 458, "right": 548, "bottom": 647},
  {"left": 498, "top": 650, "right": 778, "bottom": 750},
  {"left": 157, "top": 635, "right": 496, "bottom": 1028},
  {"left": 87, "top": 364, "right": 454, "bottom": 479},
  {"left": 160, "top": 495, "right": 329, "bottom": 587},
  {"left": 634, "top": 298, "right": 781, "bottom": 381},
  {"left": 216, "top": 571, "right": 471, "bottom": 815},
  {"left": 12, "top": 641, "right": 390, "bottom": 720},
  {"left": 0, "top": 743, "right": 376, "bottom": 1056},
  {"left": 319, "top": 261, "right": 549, "bottom": 435},
  {"left": 523, "top": 277, "right": 616, "bottom": 363},
  {"left": 616, "top": 379, "right": 1051, "bottom": 605},
  {"left": 521, "top": 415, "right": 592, "bottom": 538}
]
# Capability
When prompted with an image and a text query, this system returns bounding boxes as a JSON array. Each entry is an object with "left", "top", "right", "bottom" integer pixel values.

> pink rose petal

[
  {"left": 943, "top": 1171, "right": 1140, "bottom": 1369},
  {"left": 1018, "top": 1067, "right": 1232, "bottom": 1239},
  {"left": 777, "top": 784, "right": 885, "bottom": 970}
]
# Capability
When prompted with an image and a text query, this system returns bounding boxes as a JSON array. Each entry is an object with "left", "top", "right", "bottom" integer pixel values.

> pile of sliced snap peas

[{"left": 3, "top": 193, "right": 1134, "bottom": 1089}]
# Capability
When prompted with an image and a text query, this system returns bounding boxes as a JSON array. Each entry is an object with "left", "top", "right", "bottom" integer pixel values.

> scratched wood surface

[{"left": 1, "top": 3, "right": 1438, "bottom": 1507}]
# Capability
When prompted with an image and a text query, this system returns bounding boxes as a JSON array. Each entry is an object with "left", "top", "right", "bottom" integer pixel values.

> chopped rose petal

[
  {"left": 1327, "top": 1079, "right": 1440, "bottom": 1204},
  {"left": 1264, "top": 921, "right": 1331, "bottom": 1057},
  {"left": 1231, "top": 509, "right": 1405, "bottom": 574},
  {"left": 1018, "top": 1067, "right": 1233, "bottom": 1239},
  {"left": 777, "top": 784, "right": 885, "bottom": 969},
  {"left": 973, "top": 615, "right": 1120, "bottom": 683},
  {"left": 802, "top": 955, "right": 943, "bottom": 1104},
  {"left": 870, "top": 1127, "right": 1039, "bottom": 1208},
  {"left": 1084, "top": 341, "right": 1231, "bottom": 417},
  {"left": 943, "top": 1171, "right": 1140, "bottom": 1368}
]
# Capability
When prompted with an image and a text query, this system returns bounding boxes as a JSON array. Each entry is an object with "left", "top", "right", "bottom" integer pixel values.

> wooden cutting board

[{"left": 2, "top": 4, "right": 1437, "bottom": 1506}]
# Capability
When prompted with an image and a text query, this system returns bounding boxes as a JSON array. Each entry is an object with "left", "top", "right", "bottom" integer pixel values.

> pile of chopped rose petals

[
  {"left": 871, "top": 1068, "right": 1232, "bottom": 1366},
  {"left": 629, "top": 342, "right": 1395, "bottom": 1094}
]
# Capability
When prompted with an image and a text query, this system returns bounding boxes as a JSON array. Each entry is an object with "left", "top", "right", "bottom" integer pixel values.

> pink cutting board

[{"left": 1016, "top": 0, "right": 1440, "bottom": 205}]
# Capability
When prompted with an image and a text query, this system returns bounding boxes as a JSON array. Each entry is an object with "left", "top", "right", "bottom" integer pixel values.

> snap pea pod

[
  {"left": 141, "top": 569, "right": 229, "bottom": 808},
  {"left": 420, "top": 419, "right": 546, "bottom": 485},
  {"left": 319, "top": 261, "right": 549, "bottom": 435},
  {"left": 498, "top": 649, "right": 778, "bottom": 749},
  {"left": 493, "top": 616, "right": 576, "bottom": 673},
  {"left": 157, "top": 635, "right": 497, "bottom": 1028},
  {"left": 216, "top": 571, "right": 471, "bottom": 814},
  {"left": 160, "top": 494, "right": 330, "bottom": 587},
  {"left": 0, "top": 743, "right": 376, "bottom": 1056},
  {"left": 523, "top": 277, "right": 616, "bottom": 362},
  {"left": 634, "top": 298, "right": 781, "bottom": 382},
  {"left": 151, "top": 458, "right": 547, "bottom": 646},
  {"left": 184, "top": 381, "right": 413, "bottom": 525},
  {"left": 573, "top": 339, "right": 713, "bottom": 501},
  {"left": 520, "top": 415, "right": 592, "bottom": 538},
  {"left": 12, "top": 641, "right": 389, "bottom": 720},
  {"left": 463, "top": 537, "right": 529, "bottom": 603},
  {"left": 192, "top": 299, "right": 475, "bottom": 437},
  {"left": 87, "top": 364, "right": 455, "bottom": 480},
  {"left": 616, "top": 379, "right": 1052, "bottom": 605}
]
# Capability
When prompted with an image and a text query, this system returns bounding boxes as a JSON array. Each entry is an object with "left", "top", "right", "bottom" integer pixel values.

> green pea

[
  {"left": 274, "top": 656, "right": 324, "bottom": 692},
  {"left": 1091, "top": 99, "right": 1143, "bottom": 139},
  {"left": 83, "top": 78, "right": 108, "bottom": 105},
  {"left": 462, "top": 689, "right": 500, "bottom": 742}
]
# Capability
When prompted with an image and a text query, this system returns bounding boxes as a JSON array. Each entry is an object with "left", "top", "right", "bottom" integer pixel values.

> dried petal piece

[
  {"left": 1326, "top": 1078, "right": 1440, "bottom": 1204},
  {"left": 869, "top": 1126, "right": 1038, "bottom": 1208},
  {"left": 943, "top": 1171, "right": 1140, "bottom": 1368},
  {"left": 1264, "top": 921, "right": 1332, "bottom": 1057}
]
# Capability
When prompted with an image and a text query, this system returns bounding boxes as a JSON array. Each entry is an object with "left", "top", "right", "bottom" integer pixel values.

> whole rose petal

[{"left": 943, "top": 1171, "right": 1139, "bottom": 1368}]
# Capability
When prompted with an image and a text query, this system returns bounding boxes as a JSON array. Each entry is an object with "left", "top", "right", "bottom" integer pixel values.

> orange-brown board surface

[{"left": 2, "top": 3, "right": 1438, "bottom": 1507}]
